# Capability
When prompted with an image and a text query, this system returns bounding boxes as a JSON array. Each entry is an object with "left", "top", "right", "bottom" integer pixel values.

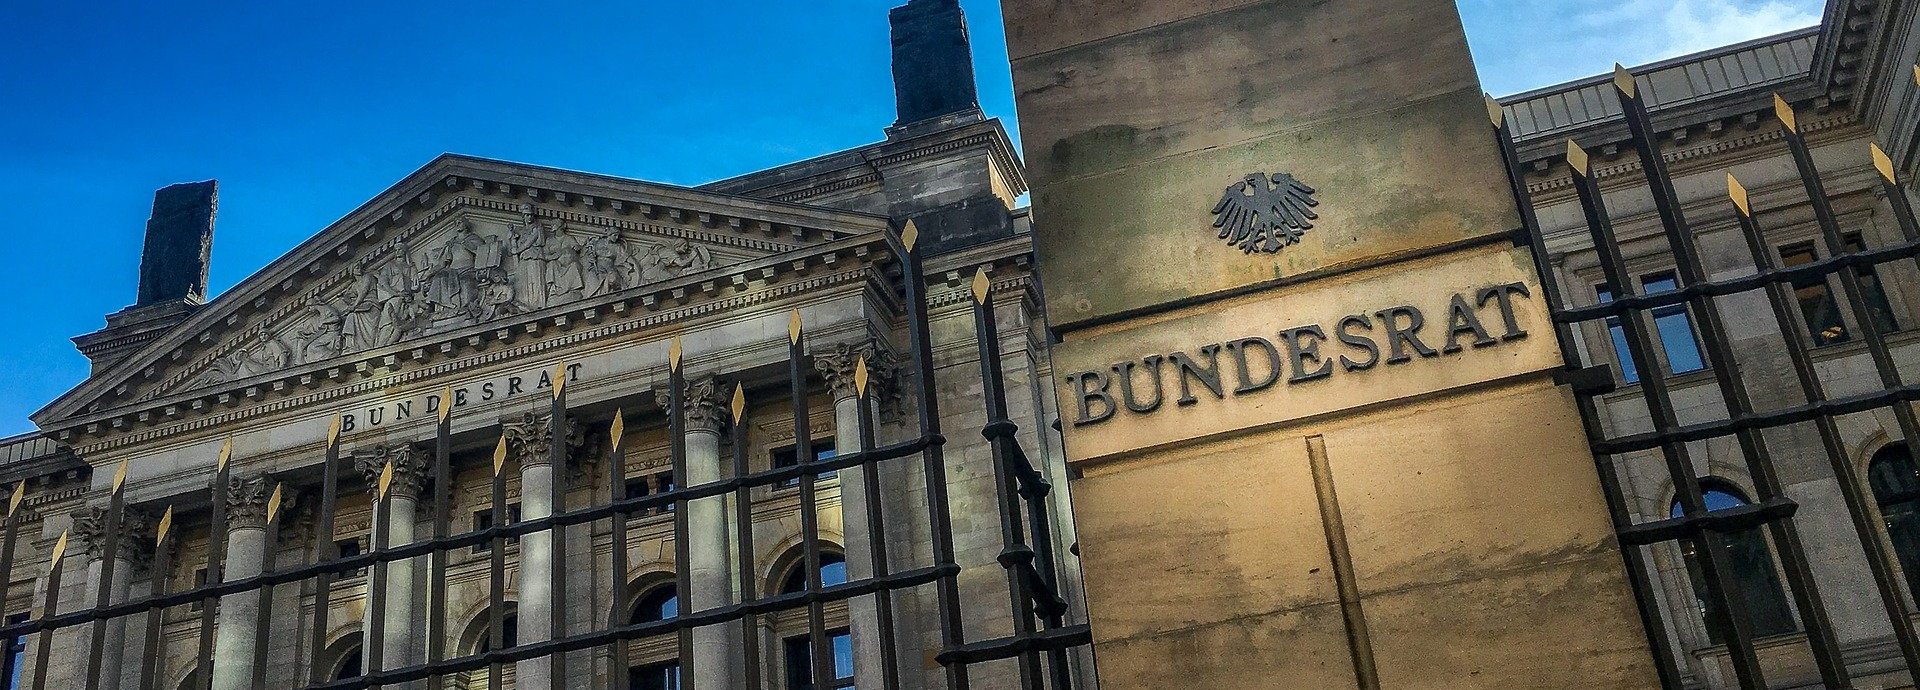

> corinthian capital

[
  {"left": 224, "top": 473, "right": 277, "bottom": 529},
  {"left": 502, "top": 411, "right": 585, "bottom": 469},
  {"left": 812, "top": 340, "right": 902, "bottom": 402},
  {"left": 353, "top": 443, "right": 430, "bottom": 500},
  {"left": 660, "top": 376, "right": 729, "bottom": 434},
  {"left": 71, "top": 505, "right": 156, "bottom": 564}
]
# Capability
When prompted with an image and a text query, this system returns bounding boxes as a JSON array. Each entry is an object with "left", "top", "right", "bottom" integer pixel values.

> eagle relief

[{"left": 1212, "top": 171, "right": 1319, "bottom": 254}]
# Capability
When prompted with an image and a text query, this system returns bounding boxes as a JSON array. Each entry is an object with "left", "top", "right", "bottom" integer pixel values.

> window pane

[
  {"left": 1670, "top": 483, "right": 1798, "bottom": 642},
  {"left": 1846, "top": 234, "right": 1901, "bottom": 335},
  {"left": 1781, "top": 242, "right": 1850, "bottom": 345},
  {"left": 832, "top": 631, "right": 855, "bottom": 682},
  {"left": 1642, "top": 273, "right": 1705, "bottom": 374},
  {"left": 1870, "top": 445, "right": 1920, "bottom": 602},
  {"left": 1596, "top": 286, "right": 1641, "bottom": 383}
]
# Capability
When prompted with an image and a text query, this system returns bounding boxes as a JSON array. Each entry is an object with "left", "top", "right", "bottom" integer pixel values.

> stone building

[
  {"left": 1498, "top": 1, "right": 1920, "bottom": 686},
  {"left": 1, "top": 1, "right": 1919, "bottom": 690}
]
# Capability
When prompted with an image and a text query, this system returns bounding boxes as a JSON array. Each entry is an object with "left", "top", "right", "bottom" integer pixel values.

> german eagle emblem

[{"left": 1211, "top": 172, "right": 1319, "bottom": 254}]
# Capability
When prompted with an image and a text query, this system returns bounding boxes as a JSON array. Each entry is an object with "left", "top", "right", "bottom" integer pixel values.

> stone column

[
  {"left": 814, "top": 341, "right": 896, "bottom": 687},
  {"left": 354, "top": 444, "right": 429, "bottom": 678},
  {"left": 667, "top": 378, "right": 736, "bottom": 689},
  {"left": 72, "top": 506, "right": 153, "bottom": 690},
  {"left": 211, "top": 473, "right": 274, "bottom": 690},
  {"left": 503, "top": 412, "right": 582, "bottom": 690}
]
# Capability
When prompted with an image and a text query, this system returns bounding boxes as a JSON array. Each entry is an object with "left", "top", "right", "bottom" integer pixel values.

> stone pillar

[
  {"left": 72, "top": 506, "right": 153, "bottom": 690},
  {"left": 503, "top": 411, "right": 583, "bottom": 690},
  {"left": 354, "top": 444, "right": 429, "bottom": 678},
  {"left": 1002, "top": 0, "right": 1662, "bottom": 687},
  {"left": 814, "top": 341, "right": 895, "bottom": 687},
  {"left": 667, "top": 378, "right": 736, "bottom": 689},
  {"left": 211, "top": 474, "right": 273, "bottom": 690}
]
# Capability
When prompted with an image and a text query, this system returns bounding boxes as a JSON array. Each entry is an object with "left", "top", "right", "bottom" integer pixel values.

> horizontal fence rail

[
  {"left": 1493, "top": 67, "right": 1920, "bottom": 690},
  {"left": 1, "top": 224, "right": 1092, "bottom": 690}
]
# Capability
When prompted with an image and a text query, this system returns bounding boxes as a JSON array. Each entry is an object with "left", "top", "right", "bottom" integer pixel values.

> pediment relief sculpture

[{"left": 171, "top": 204, "right": 724, "bottom": 396}]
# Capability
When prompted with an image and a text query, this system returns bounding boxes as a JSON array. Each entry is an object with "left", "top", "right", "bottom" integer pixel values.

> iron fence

[
  {"left": 1492, "top": 67, "right": 1920, "bottom": 689},
  {"left": 0, "top": 224, "right": 1090, "bottom": 690}
]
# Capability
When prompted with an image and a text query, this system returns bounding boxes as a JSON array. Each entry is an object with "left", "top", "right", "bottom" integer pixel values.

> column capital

[
  {"left": 353, "top": 443, "right": 430, "bottom": 500},
  {"left": 70, "top": 505, "right": 157, "bottom": 564},
  {"left": 502, "top": 411, "right": 585, "bottom": 469},
  {"left": 660, "top": 376, "right": 729, "bottom": 434},
  {"left": 224, "top": 472, "right": 278, "bottom": 530},
  {"left": 812, "top": 340, "right": 905, "bottom": 412}
]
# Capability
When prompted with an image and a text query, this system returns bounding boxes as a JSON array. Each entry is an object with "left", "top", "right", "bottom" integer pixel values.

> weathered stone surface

[{"left": 890, "top": 0, "right": 981, "bottom": 127}]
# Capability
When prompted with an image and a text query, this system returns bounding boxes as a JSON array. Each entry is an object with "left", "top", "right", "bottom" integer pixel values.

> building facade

[
  {"left": 1500, "top": 0, "right": 1920, "bottom": 686},
  {"left": 2, "top": 0, "right": 1920, "bottom": 689}
]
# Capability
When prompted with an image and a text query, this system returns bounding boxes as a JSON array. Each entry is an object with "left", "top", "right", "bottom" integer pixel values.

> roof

[{"left": 1497, "top": 28, "right": 1820, "bottom": 141}]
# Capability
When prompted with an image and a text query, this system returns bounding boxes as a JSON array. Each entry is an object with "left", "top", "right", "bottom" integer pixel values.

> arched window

[
  {"left": 1671, "top": 481, "right": 1797, "bottom": 642},
  {"left": 476, "top": 612, "right": 518, "bottom": 653},
  {"left": 1869, "top": 443, "right": 1920, "bottom": 598},
  {"left": 332, "top": 645, "right": 363, "bottom": 681},
  {"left": 780, "top": 553, "right": 847, "bottom": 595},
  {"left": 631, "top": 584, "right": 679, "bottom": 625}
]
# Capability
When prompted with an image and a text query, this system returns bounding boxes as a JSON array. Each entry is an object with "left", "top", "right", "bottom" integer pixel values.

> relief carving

[{"left": 182, "top": 204, "right": 722, "bottom": 391}]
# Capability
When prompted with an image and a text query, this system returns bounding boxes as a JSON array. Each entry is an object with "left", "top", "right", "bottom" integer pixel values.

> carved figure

[
  {"left": 544, "top": 219, "right": 587, "bottom": 301},
  {"left": 507, "top": 205, "right": 551, "bottom": 310},
  {"left": 582, "top": 227, "right": 638, "bottom": 297}
]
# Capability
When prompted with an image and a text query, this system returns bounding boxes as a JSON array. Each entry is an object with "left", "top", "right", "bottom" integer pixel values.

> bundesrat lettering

[
  {"left": 339, "top": 362, "right": 585, "bottom": 432},
  {"left": 1065, "top": 282, "right": 1531, "bottom": 426}
]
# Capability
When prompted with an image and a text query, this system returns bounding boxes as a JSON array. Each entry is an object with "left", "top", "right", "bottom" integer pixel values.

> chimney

[
  {"left": 887, "top": 0, "right": 984, "bottom": 138},
  {"left": 136, "top": 180, "right": 217, "bottom": 306},
  {"left": 73, "top": 181, "right": 218, "bottom": 373}
]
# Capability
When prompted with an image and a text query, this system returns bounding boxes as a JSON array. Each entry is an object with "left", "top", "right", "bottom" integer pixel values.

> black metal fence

[
  {"left": 0, "top": 224, "right": 1091, "bottom": 690},
  {"left": 1492, "top": 67, "right": 1920, "bottom": 689}
]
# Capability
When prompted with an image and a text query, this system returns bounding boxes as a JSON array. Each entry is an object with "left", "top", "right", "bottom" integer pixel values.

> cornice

[
  {"left": 36, "top": 156, "right": 892, "bottom": 429},
  {"left": 1522, "top": 110, "right": 1864, "bottom": 197}
]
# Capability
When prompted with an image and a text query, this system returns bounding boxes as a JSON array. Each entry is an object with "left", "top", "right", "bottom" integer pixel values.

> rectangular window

[
  {"left": 629, "top": 660, "right": 680, "bottom": 690},
  {"left": 1781, "top": 241, "right": 1849, "bottom": 345},
  {"left": 1595, "top": 285, "right": 1640, "bottom": 384},
  {"left": 772, "top": 440, "right": 838, "bottom": 489},
  {"left": 1595, "top": 273, "right": 1705, "bottom": 383},
  {"left": 782, "top": 629, "right": 855, "bottom": 690},
  {"left": 335, "top": 536, "right": 367, "bottom": 577},
  {"left": 1846, "top": 233, "right": 1901, "bottom": 336},
  {"left": 473, "top": 503, "right": 522, "bottom": 554},
  {"left": 0, "top": 613, "right": 25, "bottom": 690},
  {"left": 625, "top": 471, "right": 676, "bottom": 515},
  {"left": 1642, "top": 273, "right": 1705, "bottom": 375},
  {"left": 187, "top": 567, "right": 210, "bottom": 612}
]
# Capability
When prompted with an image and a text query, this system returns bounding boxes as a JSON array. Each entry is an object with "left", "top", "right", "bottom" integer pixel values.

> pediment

[{"left": 36, "top": 154, "right": 889, "bottom": 427}]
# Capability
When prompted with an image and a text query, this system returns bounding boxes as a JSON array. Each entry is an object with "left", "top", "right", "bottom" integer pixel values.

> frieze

[{"left": 65, "top": 263, "right": 878, "bottom": 454}]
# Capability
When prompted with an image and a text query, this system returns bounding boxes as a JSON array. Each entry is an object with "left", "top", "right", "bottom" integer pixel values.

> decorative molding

[
  {"left": 662, "top": 376, "right": 729, "bottom": 434},
  {"left": 352, "top": 443, "right": 430, "bottom": 500},
  {"left": 225, "top": 472, "right": 277, "bottom": 529}
]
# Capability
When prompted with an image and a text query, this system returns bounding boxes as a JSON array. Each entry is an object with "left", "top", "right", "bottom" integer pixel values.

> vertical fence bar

[
  {"left": 1484, "top": 94, "right": 1687, "bottom": 690},
  {"left": 1566, "top": 140, "right": 1770, "bottom": 689},
  {"left": 28, "top": 530, "right": 69, "bottom": 690},
  {"left": 1774, "top": 96, "right": 1920, "bottom": 674},
  {"left": 82, "top": 460, "right": 129, "bottom": 690},
  {"left": 666, "top": 337, "right": 696, "bottom": 690},
  {"left": 853, "top": 361, "right": 903, "bottom": 690},
  {"left": 427, "top": 389, "right": 453, "bottom": 690},
  {"left": 309, "top": 419, "right": 343, "bottom": 685},
  {"left": 487, "top": 436, "right": 507, "bottom": 690},
  {"left": 1612, "top": 72, "right": 1852, "bottom": 686},
  {"left": 0, "top": 484, "right": 24, "bottom": 626},
  {"left": 198, "top": 439, "right": 233, "bottom": 690},
  {"left": 730, "top": 385, "right": 764, "bottom": 690},
  {"left": 788, "top": 310, "right": 834, "bottom": 689},
  {"left": 139, "top": 507, "right": 173, "bottom": 690},
  {"left": 1728, "top": 172, "right": 1920, "bottom": 686},
  {"left": 366, "top": 459, "right": 395, "bottom": 687},
  {"left": 250, "top": 483, "right": 286, "bottom": 689},
  {"left": 549, "top": 363, "right": 571, "bottom": 688},
  {"left": 967, "top": 271, "right": 1046, "bottom": 689},
  {"left": 892, "top": 221, "right": 970, "bottom": 690},
  {"left": 607, "top": 409, "right": 630, "bottom": 690}
]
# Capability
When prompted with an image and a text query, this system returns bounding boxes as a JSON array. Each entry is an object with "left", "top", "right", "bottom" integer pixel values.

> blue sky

[{"left": 0, "top": 0, "right": 1824, "bottom": 436}]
